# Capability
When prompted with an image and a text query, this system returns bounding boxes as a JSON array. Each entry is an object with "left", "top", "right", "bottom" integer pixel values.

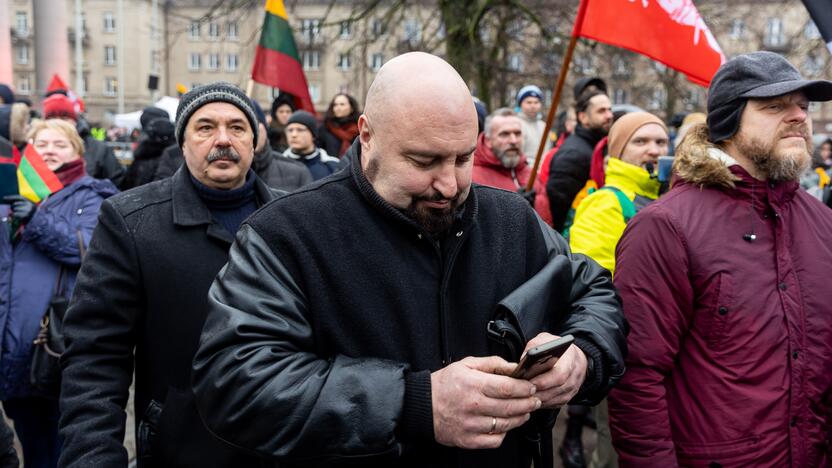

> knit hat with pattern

[{"left": 175, "top": 81, "right": 258, "bottom": 148}]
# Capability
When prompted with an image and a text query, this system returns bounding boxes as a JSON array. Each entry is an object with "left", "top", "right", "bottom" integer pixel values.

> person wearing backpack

[{"left": 567, "top": 111, "right": 669, "bottom": 468}]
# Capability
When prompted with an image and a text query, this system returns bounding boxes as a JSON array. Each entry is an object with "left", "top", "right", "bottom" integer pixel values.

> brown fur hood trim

[{"left": 672, "top": 123, "right": 740, "bottom": 189}]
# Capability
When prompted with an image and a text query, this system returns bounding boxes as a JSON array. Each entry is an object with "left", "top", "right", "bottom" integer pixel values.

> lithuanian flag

[
  {"left": 15, "top": 144, "right": 63, "bottom": 203},
  {"left": 251, "top": 0, "right": 316, "bottom": 113}
]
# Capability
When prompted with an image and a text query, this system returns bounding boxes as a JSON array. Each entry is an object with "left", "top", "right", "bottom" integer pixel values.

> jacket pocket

[
  {"left": 676, "top": 434, "right": 760, "bottom": 465},
  {"left": 696, "top": 272, "right": 734, "bottom": 351},
  {"left": 136, "top": 399, "right": 163, "bottom": 462}
]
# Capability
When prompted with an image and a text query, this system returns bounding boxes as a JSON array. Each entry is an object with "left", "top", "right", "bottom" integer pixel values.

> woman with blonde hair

[{"left": 0, "top": 119, "right": 118, "bottom": 467}]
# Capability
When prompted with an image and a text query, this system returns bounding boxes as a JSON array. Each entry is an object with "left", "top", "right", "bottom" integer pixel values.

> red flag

[{"left": 573, "top": 0, "right": 725, "bottom": 87}]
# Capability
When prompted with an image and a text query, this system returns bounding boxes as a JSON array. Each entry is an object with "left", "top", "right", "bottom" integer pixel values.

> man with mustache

[
  {"left": 59, "top": 82, "right": 280, "bottom": 467},
  {"left": 609, "top": 52, "right": 832, "bottom": 467},
  {"left": 191, "top": 52, "right": 627, "bottom": 468},
  {"left": 472, "top": 108, "right": 550, "bottom": 221}
]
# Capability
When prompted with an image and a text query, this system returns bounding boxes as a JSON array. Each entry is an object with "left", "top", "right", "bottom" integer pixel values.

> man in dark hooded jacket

[
  {"left": 546, "top": 89, "right": 613, "bottom": 233},
  {"left": 122, "top": 107, "right": 175, "bottom": 190}
]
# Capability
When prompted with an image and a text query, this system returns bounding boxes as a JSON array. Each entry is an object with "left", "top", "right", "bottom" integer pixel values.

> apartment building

[{"left": 6, "top": 0, "right": 831, "bottom": 130}]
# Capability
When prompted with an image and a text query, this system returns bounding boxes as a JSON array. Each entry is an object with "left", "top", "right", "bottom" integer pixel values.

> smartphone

[
  {"left": 510, "top": 335, "right": 574, "bottom": 380},
  {"left": 0, "top": 163, "right": 18, "bottom": 200}
]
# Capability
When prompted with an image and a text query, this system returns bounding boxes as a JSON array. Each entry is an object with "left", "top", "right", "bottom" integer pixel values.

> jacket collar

[
  {"left": 604, "top": 158, "right": 660, "bottom": 199},
  {"left": 171, "top": 167, "right": 275, "bottom": 243},
  {"left": 347, "top": 142, "right": 479, "bottom": 238},
  {"left": 574, "top": 124, "right": 605, "bottom": 148}
]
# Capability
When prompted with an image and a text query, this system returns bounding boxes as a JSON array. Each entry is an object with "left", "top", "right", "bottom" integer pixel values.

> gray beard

[{"left": 734, "top": 133, "right": 811, "bottom": 182}]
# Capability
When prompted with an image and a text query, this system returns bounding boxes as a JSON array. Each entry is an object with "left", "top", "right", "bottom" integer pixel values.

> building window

[
  {"left": 104, "top": 46, "right": 116, "bottom": 65},
  {"left": 16, "top": 12, "right": 28, "bottom": 36},
  {"left": 612, "top": 55, "right": 630, "bottom": 78},
  {"left": 340, "top": 20, "right": 352, "bottom": 39},
  {"left": 17, "top": 75, "right": 31, "bottom": 95},
  {"left": 208, "top": 22, "right": 220, "bottom": 40},
  {"left": 613, "top": 88, "right": 628, "bottom": 105},
  {"left": 371, "top": 53, "right": 384, "bottom": 72},
  {"left": 803, "top": 54, "right": 824, "bottom": 76},
  {"left": 227, "top": 22, "right": 238, "bottom": 40},
  {"left": 403, "top": 19, "right": 422, "bottom": 45},
  {"left": 308, "top": 83, "right": 321, "bottom": 104},
  {"left": 189, "top": 53, "right": 201, "bottom": 71},
  {"left": 507, "top": 54, "right": 524, "bottom": 72},
  {"left": 16, "top": 45, "right": 29, "bottom": 65},
  {"left": 103, "top": 12, "right": 115, "bottom": 33},
  {"left": 226, "top": 54, "right": 239, "bottom": 72},
  {"left": 302, "top": 51, "right": 320, "bottom": 71},
  {"left": 337, "top": 53, "right": 351, "bottom": 71},
  {"left": 765, "top": 18, "right": 785, "bottom": 47},
  {"left": 805, "top": 21, "right": 821, "bottom": 40},
  {"left": 684, "top": 88, "right": 701, "bottom": 110},
  {"left": 301, "top": 19, "right": 321, "bottom": 43},
  {"left": 729, "top": 19, "right": 745, "bottom": 39},
  {"left": 79, "top": 75, "right": 87, "bottom": 96},
  {"left": 371, "top": 19, "right": 386, "bottom": 38},
  {"left": 573, "top": 55, "right": 595, "bottom": 74},
  {"left": 648, "top": 87, "right": 667, "bottom": 110},
  {"left": 104, "top": 77, "right": 118, "bottom": 97},
  {"left": 189, "top": 21, "right": 200, "bottom": 40},
  {"left": 207, "top": 53, "right": 220, "bottom": 71}
]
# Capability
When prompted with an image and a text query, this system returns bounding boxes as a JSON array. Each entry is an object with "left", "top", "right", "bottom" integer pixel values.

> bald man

[{"left": 192, "top": 52, "right": 625, "bottom": 468}]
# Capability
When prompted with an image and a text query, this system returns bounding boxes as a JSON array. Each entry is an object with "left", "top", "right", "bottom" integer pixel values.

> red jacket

[
  {"left": 472, "top": 133, "right": 552, "bottom": 225},
  {"left": 610, "top": 128, "right": 832, "bottom": 467}
]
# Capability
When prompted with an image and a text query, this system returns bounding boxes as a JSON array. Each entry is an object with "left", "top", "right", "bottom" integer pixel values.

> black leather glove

[
  {"left": 517, "top": 188, "right": 536, "bottom": 207},
  {"left": 2, "top": 195, "right": 37, "bottom": 224}
]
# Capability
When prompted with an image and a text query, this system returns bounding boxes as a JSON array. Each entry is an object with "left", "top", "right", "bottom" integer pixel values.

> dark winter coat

[
  {"left": 545, "top": 125, "right": 604, "bottom": 232},
  {"left": 152, "top": 142, "right": 312, "bottom": 192},
  {"left": 191, "top": 143, "right": 627, "bottom": 467},
  {"left": 58, "top": 168, "right": 279, "bottom": 467},
  {"left": 0, "top": 176, "right": 117, "bottom": 400},
  {"left": 252, "top": 140, "right": 313, "bottom": 191},
  {"left": 0, "top": 410, "right": 17, "bottom": 468},
  {"left": 122, "top": 138, "right": 172, "bottom": 190},
  {"left": 609, "top": 127, "right": 832, "bottom": 467},
  {"left": 77, "top": 119, "right": 125, "bottom": 187},
  {"left": 151, "top": 144, "right": 181, "bottom": 182}
]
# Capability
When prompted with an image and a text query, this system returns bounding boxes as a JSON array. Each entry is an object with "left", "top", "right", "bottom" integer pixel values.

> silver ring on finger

[{"left": 488, "top": 416, "right": 498, "bottom": 434}]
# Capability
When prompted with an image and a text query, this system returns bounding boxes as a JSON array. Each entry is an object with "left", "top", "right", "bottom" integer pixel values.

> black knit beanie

[
  {"left": 287, "top": 110, "right": 318, "bottom": 139},
  {"left": 175, "top": 82, "right": 258, "bottom": 148}
]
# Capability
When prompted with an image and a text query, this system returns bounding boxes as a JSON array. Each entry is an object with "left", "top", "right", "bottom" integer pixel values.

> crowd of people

[{"left": 0, "top": 49, "right": 830, "bottom": 468}]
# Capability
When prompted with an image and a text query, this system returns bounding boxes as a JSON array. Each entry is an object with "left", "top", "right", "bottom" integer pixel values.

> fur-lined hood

[{"left": 673, "top": 123, "right": 741, "bottom": 189}]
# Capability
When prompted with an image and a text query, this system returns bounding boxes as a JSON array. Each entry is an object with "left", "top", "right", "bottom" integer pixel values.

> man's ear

[{"left": 358, "top": 114, "right": 372, "bottom": 151}]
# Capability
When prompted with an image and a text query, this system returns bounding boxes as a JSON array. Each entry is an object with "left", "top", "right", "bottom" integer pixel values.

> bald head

[{"left": 364, "top": 52, "right": 477, "bottom": 134}]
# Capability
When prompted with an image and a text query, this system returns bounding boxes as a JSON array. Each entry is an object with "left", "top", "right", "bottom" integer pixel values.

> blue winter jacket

[{"left": 0, "top": 176, "right": 117, "bottom": 399}]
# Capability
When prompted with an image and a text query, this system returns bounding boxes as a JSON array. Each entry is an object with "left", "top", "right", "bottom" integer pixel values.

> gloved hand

[
  {"left": 516, "top": 188, "right": 536, "bottom": 207},
  {"left": 2, "top": 195, "right": 37, "bottom": 224}
]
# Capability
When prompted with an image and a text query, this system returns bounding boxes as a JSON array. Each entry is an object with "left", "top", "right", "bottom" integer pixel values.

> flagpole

[
  {"left": 526, "top": 0, "right": 590, "bottom": 192},
  {"left": 246, "top": 78, "right": 255, "bottom": 98}
]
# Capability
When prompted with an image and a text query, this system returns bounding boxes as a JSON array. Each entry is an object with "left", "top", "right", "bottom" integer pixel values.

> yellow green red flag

[
  {"left": 251, "top": 0, "right": 316, "bottom": 113},
  {"left": 15, "top": 144, "right": 63, "bottom": 203}
]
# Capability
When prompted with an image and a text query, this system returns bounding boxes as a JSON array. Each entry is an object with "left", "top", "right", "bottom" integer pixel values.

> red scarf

[
  {"left": 326, "top": 121, "right": 359, "bottom": 157},
  {"left": 55, "top": 158, "right": 87, "bottom": 187}
]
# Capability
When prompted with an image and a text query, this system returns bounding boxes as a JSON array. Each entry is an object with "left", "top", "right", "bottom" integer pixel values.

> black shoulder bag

[{"left": 30, "top": 230, "right": 85, "bottom": 397}]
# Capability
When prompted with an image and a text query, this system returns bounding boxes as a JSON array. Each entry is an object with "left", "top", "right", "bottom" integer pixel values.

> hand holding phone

[{"left": 510, "top": 335, "right": 574, "bottom": 380}]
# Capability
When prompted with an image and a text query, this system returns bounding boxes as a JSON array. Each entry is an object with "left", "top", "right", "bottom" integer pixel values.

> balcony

[{"left": 68, "top": 28, "right": 90, "bottom": 47}]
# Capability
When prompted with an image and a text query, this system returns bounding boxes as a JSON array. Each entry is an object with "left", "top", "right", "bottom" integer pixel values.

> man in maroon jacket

[
  {"left": 610, "top": 51, "right": 832, "bottom": 467},
  {"left": 472, "top": 108, "right": 551, "bottom": 224}
]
